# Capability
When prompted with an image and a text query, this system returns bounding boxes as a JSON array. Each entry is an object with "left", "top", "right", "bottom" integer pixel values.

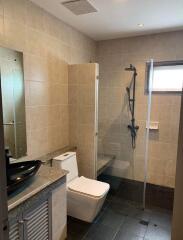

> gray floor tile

[
  {"left": 96, "top": 208, "right": 126, "bottom": 230},
  {"left": 145, "top": 223, "right": 171, "bottom": 240},
  {"left": 108, "top": 199, "right": 140, "bottom": 217},
  {"left": 83, "top": 223, "right": 117, "bottom": 240},
  {"left": 117, "top": 217, "right": 148, "bottom": 238},
  {"left": 67, "top": 217, "right": 91, "bottom": 239},
  {"left": 133, "top": 209, "right": 152, "bottom": 222},
  {"left": 67, "top": 232, "right": 84, "bottom": 240},
  {"left": 67, "top": 198, "right": 172, "bottom": 240},
  {"left": 149, "top": 209, "right": 172, "bottom": 229},
  {"left": 114, "top": 230, "right": 144, "bottom": 240}
]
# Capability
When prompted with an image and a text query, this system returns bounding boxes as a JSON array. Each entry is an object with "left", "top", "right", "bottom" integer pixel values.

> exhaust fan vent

[{"left": 62, "top": 0, "right": 97, "bottom": 15}]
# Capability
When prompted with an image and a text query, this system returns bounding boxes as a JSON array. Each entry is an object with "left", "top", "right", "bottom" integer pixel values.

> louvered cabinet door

[
  {"left": 23, "top": 199, "right": 52, "bottom": 240},
  {"left": 9, "top": 216, "right": 23, "bottom": 240}
]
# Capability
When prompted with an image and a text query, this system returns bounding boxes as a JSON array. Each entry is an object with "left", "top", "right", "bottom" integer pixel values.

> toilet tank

[{"left": 53, "top": 152, "right": 78, "bottom": 183}]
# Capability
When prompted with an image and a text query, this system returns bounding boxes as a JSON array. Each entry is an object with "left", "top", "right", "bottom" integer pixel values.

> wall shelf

[{"left": 97, "top": 154, "right": 115, "bottom": 176}]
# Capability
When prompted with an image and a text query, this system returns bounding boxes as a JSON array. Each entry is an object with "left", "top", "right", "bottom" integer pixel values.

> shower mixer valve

[{"left": 127, "top": 122, "right": 139, "bottom": 148}]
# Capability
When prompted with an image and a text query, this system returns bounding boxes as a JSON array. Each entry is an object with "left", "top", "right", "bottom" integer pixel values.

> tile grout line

[
  {"left": 111, "top": 215, "right": 127, "bottom": 240},
  {"left": 81, "top": 204, "right": 110, "bottom": 240}
]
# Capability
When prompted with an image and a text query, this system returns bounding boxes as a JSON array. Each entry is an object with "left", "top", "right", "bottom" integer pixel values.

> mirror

[{"left": 0, "top": 47, "right": 27, "bottom": 159}]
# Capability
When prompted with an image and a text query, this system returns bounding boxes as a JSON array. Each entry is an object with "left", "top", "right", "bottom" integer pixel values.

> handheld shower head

[
  {"left": 125, "top": 64, "right": 136, "bottom": 72},
  {"left": 126, "top": 87, "right": 130, "bottom": 93}
]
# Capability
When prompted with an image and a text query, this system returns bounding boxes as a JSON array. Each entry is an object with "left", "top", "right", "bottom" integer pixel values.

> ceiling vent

[{"left": 61, "top": 0, "right": 97, "bottom": 15}]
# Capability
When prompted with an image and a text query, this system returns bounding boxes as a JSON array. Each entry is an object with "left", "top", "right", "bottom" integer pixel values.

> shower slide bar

[{"left": 125, "top": 64, "right": 139, "bottom": 149}]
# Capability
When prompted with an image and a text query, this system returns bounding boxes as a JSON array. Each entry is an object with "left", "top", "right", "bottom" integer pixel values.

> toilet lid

[{"left": 68, "top": 176, "right": 110, "bottom": 198}]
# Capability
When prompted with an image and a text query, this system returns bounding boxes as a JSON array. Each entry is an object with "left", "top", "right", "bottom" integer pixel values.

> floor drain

[{"left": 139, "top": 220, "right": 149, "bottom": 226}]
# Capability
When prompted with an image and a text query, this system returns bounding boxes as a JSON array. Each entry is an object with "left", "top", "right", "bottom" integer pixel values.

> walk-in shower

[
  {"left": 125, "top": 64, "right": 139, "bottom": 148},
  {"left": 95, "top": 33, "right": 182, "bottom": 239}
]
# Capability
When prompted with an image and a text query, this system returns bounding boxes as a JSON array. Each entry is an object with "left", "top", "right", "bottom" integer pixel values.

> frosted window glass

[{"left": 152, "top": 65, "right": 183, "bottom": 92}]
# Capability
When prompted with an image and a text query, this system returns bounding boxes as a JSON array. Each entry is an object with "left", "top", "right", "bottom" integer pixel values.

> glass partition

[
  {"left": 145, "top": 59, "right": 181, "bottom": 210},
  {"left": 97, "top": 59, "right": 149, "bottom": 207}
]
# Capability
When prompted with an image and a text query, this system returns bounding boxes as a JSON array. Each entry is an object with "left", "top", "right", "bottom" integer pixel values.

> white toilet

[{"left": 53, "top": 152, "right": 110, "bottom": 222}]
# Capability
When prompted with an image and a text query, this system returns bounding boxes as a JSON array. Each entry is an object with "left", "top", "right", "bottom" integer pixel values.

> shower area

[
  {"left": 67, "top": 34, "right": 183, "bottom": 240},
  {"left": 96, "top": 36, "right": 182, "bottom": 216}
]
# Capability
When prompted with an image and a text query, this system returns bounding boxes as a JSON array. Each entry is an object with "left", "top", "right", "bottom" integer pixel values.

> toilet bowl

[{"left": 53, "top": 152, "right": 110, "bottom": 222}]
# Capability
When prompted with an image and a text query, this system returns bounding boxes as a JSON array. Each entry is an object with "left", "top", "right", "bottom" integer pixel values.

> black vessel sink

[{"left": 7, "top": 160, "right": 42, "bottom": 195}]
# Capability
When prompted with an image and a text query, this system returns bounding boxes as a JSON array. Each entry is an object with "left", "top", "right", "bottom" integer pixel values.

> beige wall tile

[
  {"left": 25, "top": 29, "right": 46, "bottom": 57},
  {"left": 29, "top": 128, "right": 48, "bottom": 158},
  {"left": 4, "top": 0, "right": 26, "bottom": 24},
  {"left": 28, "top": 106, "right": 49, "bottom": 130},
  {"left": 4, "top": 18, "right": 26, "bottom": 51},
  {"left": 79, "top": 105, "right": 95, "bottom": 125},
  {"left": 68, "top": 64, "right": 98, "bottom": 179},
  {"left": 0, "top": 15, "right": 4, "bottom": 41},
  {"left": 47, "top": 125, "right": 63, "bottom": 152},
  {"left": 24, "top": 54, "right": 49, "bottom": 82},
  {"left": 0, "top": 0, "right": 96, "bottom": 161},
  {"left": 48, "top": 106, "right": 62, "bottom": 127},
  {"left": 133, "top": 154, "right": 145, "bottom": 182},
  {"left": 26, "top": 1, "right": 45, "bottom": 32},
  {"left": 29, "top": 81, "right": 50, "bottom": 106},
  {"left": 0, "top": 0, "right": 3, "bottom": 17},
  {"left": 69, "top": 85, "right": 78, "bottom": 105},
  {"left": 97, "top": 31, "right": 182, "bottom": 188},
  {"left": 43, "top": 12, "right": 62, "bottom": 40},
  {"left": 78, "top": 85, "right": 95, "bottom": 105}
]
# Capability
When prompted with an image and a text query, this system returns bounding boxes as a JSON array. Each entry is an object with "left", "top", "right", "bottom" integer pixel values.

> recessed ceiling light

[{"left": 138, "top": 23, "right": 144, "bottom": 27}]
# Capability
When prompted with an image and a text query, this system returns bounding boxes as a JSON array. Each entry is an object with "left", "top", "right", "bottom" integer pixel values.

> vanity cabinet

[
  {"left": 9, "top": 195, "right": 52, "bottom": 240},
  {"left": 8, "top": 175, "right": 67, "bottom": 240}
]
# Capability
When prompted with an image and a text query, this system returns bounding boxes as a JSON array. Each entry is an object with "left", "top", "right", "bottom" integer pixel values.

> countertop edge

[{"left": 8, "top": 167, "right": 68, "bottom": 211}]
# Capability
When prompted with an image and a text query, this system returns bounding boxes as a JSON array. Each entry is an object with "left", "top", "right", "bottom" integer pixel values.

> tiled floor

[{"left": 67, "top": 193, "right": 172, "bottom": 240}]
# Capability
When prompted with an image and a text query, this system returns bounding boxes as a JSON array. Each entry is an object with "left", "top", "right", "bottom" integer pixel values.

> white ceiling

[{"left": 30, "top": 0, "right": 183, "bottom": 40}]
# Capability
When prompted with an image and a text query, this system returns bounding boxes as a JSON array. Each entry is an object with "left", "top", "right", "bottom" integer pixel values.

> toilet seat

[{"left": 68, "top": 176, "right": 110, "bottom": 198}]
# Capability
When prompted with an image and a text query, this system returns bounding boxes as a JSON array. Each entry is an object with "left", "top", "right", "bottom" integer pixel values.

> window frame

[{"left": 146, "top": 60, "right": 183, "bottom": 93}]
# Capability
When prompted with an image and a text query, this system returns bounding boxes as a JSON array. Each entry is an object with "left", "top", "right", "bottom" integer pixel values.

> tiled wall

[
  {"left": 0, "top": 0, "right": 96, "bottom": 159},
  {"left": 1, "top": 0, "right": 182, "bottom": 187},
  {"left": 69, "top": 63, "right": 98, "bottom": 179},
  {"left": 97, "top": 31, "right": 183, "bottom": 188}
]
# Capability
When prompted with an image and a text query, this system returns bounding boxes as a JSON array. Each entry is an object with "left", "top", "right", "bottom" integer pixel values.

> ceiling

[{"left": 30, "top": 0, "right": 183, "bottom": 40}]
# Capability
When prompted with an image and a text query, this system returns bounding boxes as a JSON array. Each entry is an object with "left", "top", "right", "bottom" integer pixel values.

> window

[{"left": 146, "top": 61, "right": 183, "bottom": 92}]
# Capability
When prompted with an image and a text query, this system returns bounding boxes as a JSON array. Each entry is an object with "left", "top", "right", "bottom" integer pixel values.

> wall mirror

[{"left": 0, "top": 47, "right": 27, "bottom": 159}]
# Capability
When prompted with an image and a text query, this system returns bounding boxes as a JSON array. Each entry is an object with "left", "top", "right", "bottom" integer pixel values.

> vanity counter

[
  {"left": 8, "top": 146, "right": 76, "bottom": 211},
  {"left": 8, "top": 164, "right": 68, "bottom": 211}
]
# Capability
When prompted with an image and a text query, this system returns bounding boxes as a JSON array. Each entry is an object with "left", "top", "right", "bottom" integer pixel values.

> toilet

[{"left": 53, "top": 152, "right": 110, "bottom": 222}]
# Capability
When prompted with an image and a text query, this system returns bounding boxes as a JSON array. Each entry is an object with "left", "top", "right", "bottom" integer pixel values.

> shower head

[
  {"left": 126, "top": 87, "right": 130, "bottom": 93},
  {"left": 125, "top": 64, "right": 136, "bottom": 72}
]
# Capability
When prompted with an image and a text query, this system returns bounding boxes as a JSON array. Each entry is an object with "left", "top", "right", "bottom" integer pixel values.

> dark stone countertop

[
  {"left": 7, "top": 146, "right": 76, "bottom": 211},
  {"left": 8, "top": 165, "right": 68, "bottom": 211}
]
